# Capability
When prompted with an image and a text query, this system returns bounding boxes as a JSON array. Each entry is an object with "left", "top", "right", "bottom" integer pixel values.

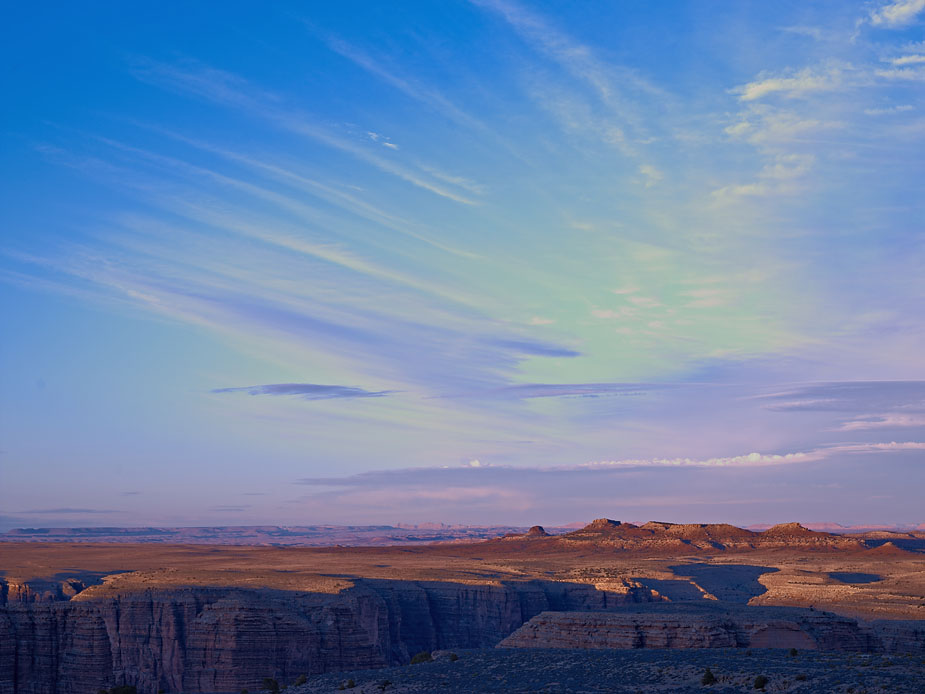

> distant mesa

[
  {"left": 763, "top": 522, "right": 813, "bottom": 536},
  {"left": 501, "top": 525, "right": 550, "bottom": 540},
  {"left": 640, "top": 521, "right": 674, "bottom": 531},
  {"left": 584, "top": 518, "right": 624, "bottom": 531},
  {"left": 482, "top": 517, "right": 879, "bottom": 555}
]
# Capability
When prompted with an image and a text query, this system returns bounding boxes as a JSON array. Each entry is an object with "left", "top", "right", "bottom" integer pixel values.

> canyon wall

[
  {"left": 0, "top": 578, "right": 651, "bottom": 694},
  {"left": 2, "top": 575, "right": 923, "bottom": 694}
]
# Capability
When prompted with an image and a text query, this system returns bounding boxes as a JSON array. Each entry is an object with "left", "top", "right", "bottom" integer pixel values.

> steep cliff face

[
  {"left": 0, "top": 578, "right": 654, "bottom": 694},
  {"left": 0, "top": 579, "right": 89, "bottom": 605}
]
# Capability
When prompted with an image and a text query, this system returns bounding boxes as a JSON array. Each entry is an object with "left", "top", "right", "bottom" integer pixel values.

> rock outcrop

[{"left": 498, "top": 604, "right": 924, "bottom": 653}]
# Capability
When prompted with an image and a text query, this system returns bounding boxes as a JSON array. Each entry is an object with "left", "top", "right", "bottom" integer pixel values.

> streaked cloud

[
  {"left": 17, "top": 508, "right": 117, "bottom": 515},
  {"left": 471, "top": 382, "right": 660, "bottom": 400},
  {"left": 838, "top": 414, "right": 925, "bottom": 430},
  {"left": 756, "top": 381, "right": 925, "bottom": 412},
  {"left": 129, "top": 59, "right": 482, "bottom": 205},
  {"left": 322, "top": 34, "right": 490, "bottom": 134},
  {"left": 213, "top": 383, "right": 396, "bottom": 400}
]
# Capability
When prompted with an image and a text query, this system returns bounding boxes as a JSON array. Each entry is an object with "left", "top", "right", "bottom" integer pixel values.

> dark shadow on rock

[
  {"left": 864, "top": 538, "right": 925, "bottom": 552},
  {"left": 830, "top": 572, "right": 881, "bottom": 584},
  {"left": 1, "top": 570, "right": 131, "bottom": 603},
  {"left": 668, "top": 563, "right": 779, "bottom": 603}
]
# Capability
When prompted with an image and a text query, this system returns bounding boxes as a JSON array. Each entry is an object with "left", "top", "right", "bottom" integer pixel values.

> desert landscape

[
  {"left": 6, "top": 1, "right": 925, "bottom": 692},
  {"left": 2, "top": 520, "right": 924, "bottom": 692}
]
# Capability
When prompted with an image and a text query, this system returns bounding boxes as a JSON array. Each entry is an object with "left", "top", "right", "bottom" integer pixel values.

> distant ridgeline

[{"left": 1, "top": 524, "right": 565, "bottom": 546}]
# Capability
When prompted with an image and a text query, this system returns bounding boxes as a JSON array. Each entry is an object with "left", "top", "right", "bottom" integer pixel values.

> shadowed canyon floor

[{"left": 1, "top": 521, "right": 924, "bottom": 692}]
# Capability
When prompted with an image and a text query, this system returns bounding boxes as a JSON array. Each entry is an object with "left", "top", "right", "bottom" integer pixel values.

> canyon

[{"left": 2, "top": 520, "right": 924, "bottom": 693}]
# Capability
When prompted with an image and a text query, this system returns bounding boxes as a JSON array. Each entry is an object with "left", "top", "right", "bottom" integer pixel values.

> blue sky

[{"left": 2, "top": 1, "right": 925, "bottom": 529}]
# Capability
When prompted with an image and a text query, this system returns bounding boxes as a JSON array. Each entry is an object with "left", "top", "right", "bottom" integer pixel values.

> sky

[{"left": 1, "top": 1, "right": 925, "bottom": 530}]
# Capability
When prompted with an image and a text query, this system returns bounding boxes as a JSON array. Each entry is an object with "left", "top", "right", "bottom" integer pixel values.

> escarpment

[{"left": 0, "top": 577, "right": 656, "bottom": 694}]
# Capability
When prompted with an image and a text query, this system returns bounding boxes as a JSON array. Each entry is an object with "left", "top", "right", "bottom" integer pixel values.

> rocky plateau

[{"left": 1, "top": 519, "right": 923, "bottom": 693}]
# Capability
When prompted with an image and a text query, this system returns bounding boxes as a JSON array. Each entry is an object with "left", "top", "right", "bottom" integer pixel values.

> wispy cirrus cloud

[
  {"left": 466, "top": 382, "right": 660, "bottom": 400},
  {"left": 837, "top": 414, "right": 925, "bottom": 430},
  {"left": 133, "top": 125, "right": 479, "bottom": 258},
  {"left": 488, "top": 338, "right": 580, "bottom": 359},
  {"left": 213, "top": 383, "right": 396, "bottom": 400},
  {"left": 321, "top": 35, "right": 489, "bottom": 134},
  {"left": 129, "top": 59, "right": 482, "bottom": 205},
  {"left": 756, "top": 381, "right": 925, "bottom": 412},
  {"left": 471, "top": 0, "right": 663, "bottom": 152},
  {"left": 18, "top": 508, "right": 117, "bottom": 514}
]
